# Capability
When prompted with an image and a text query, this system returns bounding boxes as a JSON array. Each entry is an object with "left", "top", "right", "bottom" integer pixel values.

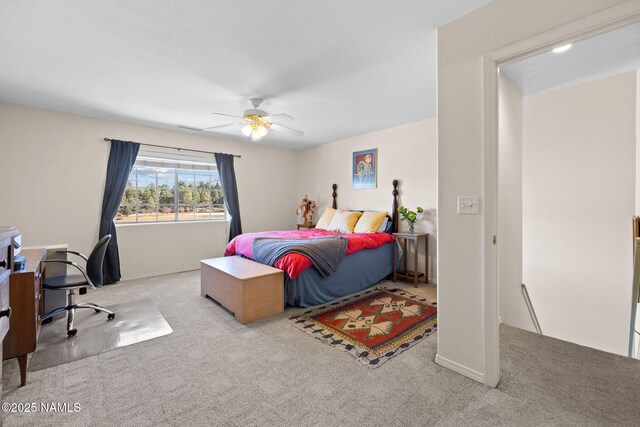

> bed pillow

[
  {"left": 315, "top": 207, "right": 337, "bottom": 230},
  {"left": 354, "top": 211, "right": 388, "bottom": 233},
  {"left": 327, "top": 209, "right": 363, "bottom": 234},
  {"left": 376, "top": 217, "right": 389, "bottom": 233}
]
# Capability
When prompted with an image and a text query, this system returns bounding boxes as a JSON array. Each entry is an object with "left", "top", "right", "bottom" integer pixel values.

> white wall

[
  {"left": 522, "top": 72, "right": 636, "bottom": 356},
  {"left": 0, "top": 102, "right": 298, "bottom": 280},
  {"left": 437, "top": 0, "right": 627, "bottom": 382},
  {"left": 296, "top": 118, "right": 438, "bottom": 281},
  {"left": 498, "top": 74, "right": 531, "bottom": 331}
]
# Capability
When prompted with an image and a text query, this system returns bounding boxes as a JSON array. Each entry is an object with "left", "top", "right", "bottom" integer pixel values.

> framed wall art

[{"left": 352, "top": 148, "right": 377, "bottom": 189}]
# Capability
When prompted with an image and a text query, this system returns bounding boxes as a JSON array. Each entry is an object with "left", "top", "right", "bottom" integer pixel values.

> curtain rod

[{"left": 103, "top": 138, "right": 241, "bottom": 158}]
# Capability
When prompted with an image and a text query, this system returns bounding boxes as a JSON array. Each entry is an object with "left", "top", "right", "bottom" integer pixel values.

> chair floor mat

[{"left": 29, "top": 298, "right": 172, "bottom": 371}]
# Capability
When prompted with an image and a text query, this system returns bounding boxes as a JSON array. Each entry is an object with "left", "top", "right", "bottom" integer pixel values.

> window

[{"left": 116, "top": 150, "right": 225, "bottom": 223}]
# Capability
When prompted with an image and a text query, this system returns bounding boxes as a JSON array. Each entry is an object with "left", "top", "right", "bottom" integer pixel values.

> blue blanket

[{"left": 252, "top": 236, "right": 348, "bottom": 278}]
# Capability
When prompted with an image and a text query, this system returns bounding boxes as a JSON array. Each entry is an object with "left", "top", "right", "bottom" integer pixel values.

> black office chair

[{"left": 42, "top": 235, "right": 116, "bottom": 336}]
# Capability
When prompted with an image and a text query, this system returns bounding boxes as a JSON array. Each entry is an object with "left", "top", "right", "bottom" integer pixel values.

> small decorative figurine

[{"left": 297, "top": 195, "right": 317, "bottom": 225}]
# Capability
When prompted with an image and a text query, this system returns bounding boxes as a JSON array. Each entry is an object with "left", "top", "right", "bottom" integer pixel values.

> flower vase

[{"left": 408, "top": 222, "right": 415, "bottom": 234}]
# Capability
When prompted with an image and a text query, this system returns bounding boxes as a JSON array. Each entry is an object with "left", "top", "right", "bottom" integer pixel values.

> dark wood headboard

[
  {"left": 330, "top": 180, "right": 400, "bottom": 233},
  {"left": 332, "top": 184, "right": 337, "bottom": 209},
  {"left": 391, "top": 179, "right": 399, "bottom": 233}
]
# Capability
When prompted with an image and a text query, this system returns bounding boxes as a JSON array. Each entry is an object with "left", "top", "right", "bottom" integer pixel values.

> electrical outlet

[{"left": 458, "top": 196, "right": 478, "bottom": 214}]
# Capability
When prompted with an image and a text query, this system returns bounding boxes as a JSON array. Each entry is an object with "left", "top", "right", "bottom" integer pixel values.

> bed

[{"left": 224, "top": 180, "right": 401, "bottom": 307}]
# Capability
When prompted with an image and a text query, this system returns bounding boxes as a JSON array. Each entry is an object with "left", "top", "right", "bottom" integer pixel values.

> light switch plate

[{"left": 458, "top": 196, "right": 478, "bottom": 214}]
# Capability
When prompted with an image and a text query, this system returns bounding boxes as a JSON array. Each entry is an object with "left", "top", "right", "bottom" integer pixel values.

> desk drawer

[
  {"left": 34, "top": 265, "right": 43, "bottom": 284},
  {"left": 35, "top": 274, "right": 43, "bottom": 326},
  {"left": 0, "top": 246, "right": 9, "bottom": 276},
  {"left": 35, "top": 289, "right": 42, "bottom": 319},
  {"left": 34, "top": 273, "right": 42, "bottom": 292},
  {"left": 0, "top": 275, "right": 10, "bottom": 341}
]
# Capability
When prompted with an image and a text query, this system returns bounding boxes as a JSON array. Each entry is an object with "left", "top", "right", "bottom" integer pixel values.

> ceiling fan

[{"left": 180, "top": 98, "right": 304, "bottom": 142}]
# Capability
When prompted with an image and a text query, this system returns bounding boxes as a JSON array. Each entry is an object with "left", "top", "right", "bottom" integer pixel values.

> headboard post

[
  {"left": 332, "top": 184, "right": 338, "bottom": 209},
  {"left": 392, "top": 179, "right": 399, "bottom": 233}
]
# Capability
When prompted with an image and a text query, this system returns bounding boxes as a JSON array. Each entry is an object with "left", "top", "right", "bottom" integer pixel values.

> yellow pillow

[
  {"left": 315, "top": 207, "right": 336, "bottom": 230},
  {"left": 327, "top": 209, "right": 363, "bottom": 234},
  {"left": 354, "top": 211, "right": 388, "bottom": 233}
]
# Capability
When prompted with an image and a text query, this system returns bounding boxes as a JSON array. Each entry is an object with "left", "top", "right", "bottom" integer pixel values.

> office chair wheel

[
  {"left": 67, "top": 329, "right": 77, "bottom": 337},
  {"left": 108, "top": 313, "right": 115, "bottom": 320},
  {"left": 94, "top": 309, "right": 101, "bottom": 313}
]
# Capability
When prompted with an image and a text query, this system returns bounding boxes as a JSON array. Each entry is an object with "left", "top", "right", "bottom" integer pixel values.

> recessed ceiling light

[{"left": 552, "top": 44, "right": 572, "bottom": 53}]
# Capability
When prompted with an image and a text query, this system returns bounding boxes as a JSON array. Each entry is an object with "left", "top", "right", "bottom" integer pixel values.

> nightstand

[
  {"left": 392, "top": 232, "right": 429, "bottom": 287},
  {"left": 297, "top": 223, "right": 316, "bottom": 230}
]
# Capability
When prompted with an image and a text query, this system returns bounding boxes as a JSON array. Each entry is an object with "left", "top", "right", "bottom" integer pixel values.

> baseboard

[
  {"left": 498, "top": 315, "right": 503, "bottom": 324},
  {"left": 435, "top": 354, "right": 485, "bottom": 383}
]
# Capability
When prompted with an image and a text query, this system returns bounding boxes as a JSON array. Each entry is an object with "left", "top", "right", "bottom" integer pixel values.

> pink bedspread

[{"left": 224, "top": 229, "right": 394, "bottom": 279}]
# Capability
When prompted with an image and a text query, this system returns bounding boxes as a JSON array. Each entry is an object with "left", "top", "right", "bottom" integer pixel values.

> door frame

[{"left": 482, "top": 1, "right": 640, "bottom": 387}]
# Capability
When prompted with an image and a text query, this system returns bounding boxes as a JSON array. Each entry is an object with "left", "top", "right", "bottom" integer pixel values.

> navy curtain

[
  {"left": 214, "top": 153, "right": 242, "bottom": 241},
  {"left": 99, "top": 140, "right": 140, "bottom": 284}
]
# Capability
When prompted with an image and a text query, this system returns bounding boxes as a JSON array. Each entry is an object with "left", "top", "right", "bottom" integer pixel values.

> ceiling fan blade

[
  {"left": 270, "top": 123, "right": 304, "bottom": 137},
  {"left": 202, "top": 123, "right": 238, "bottom": 130},
  {"left": 263, "top": 113, "right": 294, "bottom": 121},
  {"left": 211, "top": 112, "right": 244, "bottom": 119},
  {"left": 178, "top": 125, "right": 204, "bottom": 131}
]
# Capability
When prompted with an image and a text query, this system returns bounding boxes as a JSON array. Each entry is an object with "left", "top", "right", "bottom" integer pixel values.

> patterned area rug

[{"left": 290, "top": 288, "right": 437, "bottom": 367}]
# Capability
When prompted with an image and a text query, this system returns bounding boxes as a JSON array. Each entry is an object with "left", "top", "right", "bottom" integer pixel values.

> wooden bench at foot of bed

[{"left": 200, "top": 256, "right": 284, "bottom": 324}]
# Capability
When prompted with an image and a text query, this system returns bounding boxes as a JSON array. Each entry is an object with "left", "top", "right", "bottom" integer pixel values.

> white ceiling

[
  {"left": 0, "top": 0, "right": 491, "bottom": 149},
  {"left": 501, "top": 21, "right": 640, "bottom": 97}
]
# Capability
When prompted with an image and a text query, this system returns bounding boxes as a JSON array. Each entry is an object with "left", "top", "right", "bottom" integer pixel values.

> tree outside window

[{"left": 116, "top": 161, "right": 225, "bottom": 223}]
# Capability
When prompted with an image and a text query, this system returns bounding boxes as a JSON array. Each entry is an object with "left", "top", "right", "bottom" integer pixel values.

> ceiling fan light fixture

[
  {"left": 210, "top": 98, "right": 302, "bottom": 143},
  {"left": 242, "top": 121, "right": 268, "bottom": 142},
  {"left": 255, "top": 125, "right": 268, "bottom": 137}
]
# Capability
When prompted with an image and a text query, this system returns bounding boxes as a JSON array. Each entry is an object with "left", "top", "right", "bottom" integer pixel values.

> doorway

[
  {"left": 498, "top": 25, "right": 639, "bottom": 356},
  {"left": 481, "top": 4, "right": 640, "bottom": 386}
]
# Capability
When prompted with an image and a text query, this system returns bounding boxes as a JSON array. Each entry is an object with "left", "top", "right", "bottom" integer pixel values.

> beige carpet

[
  {"left": 29, "top": 298, "right": 172, "bottom": 371},
  {"left": 2, "top": 271, "right": 639, "bottom": 426}
]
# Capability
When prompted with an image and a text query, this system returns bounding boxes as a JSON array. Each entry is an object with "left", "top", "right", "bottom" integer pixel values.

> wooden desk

[
  {"left": 392, "top": 232, "right": 429, "bottom": 287},
  {"left": 297, "top": 223, "right": 316, "bottom": 230},
  {"left": 0, "top": 228, "right": 18, "bottom": 414},
  {"left": 3, "top": 248, "right": 45, "bottom": 386}
]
